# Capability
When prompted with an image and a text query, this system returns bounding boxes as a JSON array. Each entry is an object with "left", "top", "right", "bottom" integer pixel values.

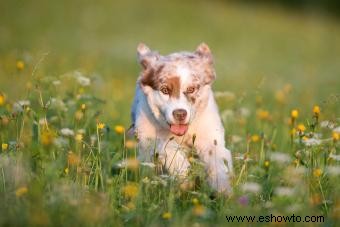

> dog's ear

[
  {"left": 195, "top": 43, "right": 216, "bottom": 84},
  {"left": 137, "top": 43, "right": 159, "bottom": 70}
]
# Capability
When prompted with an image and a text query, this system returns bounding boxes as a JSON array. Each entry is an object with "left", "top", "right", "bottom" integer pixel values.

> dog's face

[{"left": 137, "top": 43, "right": 216, "bottom": 136}]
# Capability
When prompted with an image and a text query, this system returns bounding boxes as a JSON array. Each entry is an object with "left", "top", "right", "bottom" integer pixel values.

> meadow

[{"left": 0, "top": 0, "right": 339, "bottom": 226}]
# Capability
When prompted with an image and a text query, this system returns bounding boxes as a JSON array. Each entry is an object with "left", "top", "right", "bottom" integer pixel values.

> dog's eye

[
  {"left": 160, "top": 87, "right": 170, "bottom": 95},
  {"left": 186, "top": 86, "right": 195, "bottom": 94}
]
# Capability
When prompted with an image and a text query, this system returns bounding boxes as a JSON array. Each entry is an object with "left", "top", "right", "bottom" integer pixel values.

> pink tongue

[{"left": 170, "top": 124, "right": 188, "bottom": 136}]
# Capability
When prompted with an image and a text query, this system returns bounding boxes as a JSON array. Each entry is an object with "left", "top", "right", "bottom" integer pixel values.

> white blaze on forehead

[{"left": 176, "top": 65, "right": 191, "bottom": 87}]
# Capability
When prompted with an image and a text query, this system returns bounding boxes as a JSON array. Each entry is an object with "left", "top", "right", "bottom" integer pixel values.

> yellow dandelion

[
  {"left": 296, "top": 124, "right": 306, "bottom": 133},
  {"left": 16, "top": 60, "right": 25, "bottom": 71},
  {"left": 313, "top": 168, "right": 322, "bottom": 178},
  {"left": 2, "top": 143, "right": 8, "bottom": 151},
  {"left": 64, "top": 167, "right": 69, "bottom": 174},
  {"left": 162, "top": 212, "right": 172, "bottom": 220},
  {"left": 40, "top": 130, "right": 55, "bottom": 146},
  {"left": 81, "top": 103, "right": 86, "bottom": 110},
  {"left": 333, "top": 132, "right": 339, "bottom": 142},
  {"left": 256, "top": 109, "right": 270, "bottom": 121},
  {"left": 264, "top": 160, "right": 270, "bottom": 168},
  {"left": 125, "top": 140, "right": 136, "bottom": 149},
  {"left": 313, "top": 105, "right": 320, "bottom": 117},
  {"left": 114, "top": 125, "right": 125, "bottom": 134},
  {"left": 97, "top": 123, "right": 105, "bottom": 130},
  {"left": 122, "top": 183, "right": 138, "bottom": 199},
  {"left": 251, "top": 134, "right": 260, "bottom": 143},
  {"left": 75, "top": 133, "right": 83, "bottom": 142},
  {"left": 193, "top": 204, "right": 206, "bottom": 217},
  {"left": 0, "top": 93, "right": 5, "bottom": 106},
  {"left": 126, "top": 158, "right": 140, "bottom": 171},
  {"left": 291, "top": 109, "right": 299, "bottom": 119},
  {"left": 68, "top": 152, "right": 80, "bottom": 166},
  {"left": 15, "top": 186, "right": 28, "bottom": 197}
]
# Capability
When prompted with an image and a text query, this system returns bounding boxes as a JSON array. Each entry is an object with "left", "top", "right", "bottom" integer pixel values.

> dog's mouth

[{"left": 169, "top": 124, "right": 189, "bottom": 136}]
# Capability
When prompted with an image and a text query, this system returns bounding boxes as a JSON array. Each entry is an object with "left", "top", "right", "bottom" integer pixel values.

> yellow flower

[
  {"left": 264, "top": 160, "right": 270, "bottom": 168},
  {"left": 256, "top": 109, "right": 270, "bottom": 121},
  {"left": 291, "top": 109, "right": 299, "bottom": 119},
  {"left": 296, "top": 124, "right": 306, "bottom": 133},
  {"left": 75, "top": 133, "right": 83, "bottom": 142},
  {"left": 81, "top": 103, "right": 86, "bottom": 110},
  {"left": 251, "top": 134, "right": 260, "bottom": 143},
  {"left": 40, "top": 130, "right": 55, "bottom": 146},
  {"left": 162, "top": 212, "right": 172, "bottom": 220},
  {"left": 64, "top": 167, "right": 69, "bottom": 174},
  {"left": 313, "top": 105, "right": 320, "bottom": 117},
  {"left": 2, "top": 143, "right": 8, "bottom": 151},
  {"left": 0, "top": 93, "right": 5, "bottom": 106},
  {"left": 193, "top": 204, "right": 206, "bottom": 217},
  {"left": 68, "top": 152, "right": 80, "bottom": 166},
  {"left": 114, "top": 125, "right": 125, "bottom": 134},
  {"left": 122, "top": 183, "right": 139, "bottom": 199},
  {"left": 333, "top": 132, "right": 339, "bottom": 142},
  {"left": 313, "top": 168, "right": 322, "bottom": 178},
  {"left": 16, "top": 60, "right": 25, "bottom": 71},
  {"left": 125, "top": 140, "right": 136, "bottom": 149},
  {"left": 126, "top": 158, "right": 140, "bottom": 171},
  {"left": 15, "top": 186, "right": 28, "bottom": 197},
  {"left": 97, "top": 123, "right": 105, "bottom": 130}
]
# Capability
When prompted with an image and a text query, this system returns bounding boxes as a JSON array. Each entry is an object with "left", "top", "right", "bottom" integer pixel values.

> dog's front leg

[{"left": 196, "top": 143, "right": 233, "bottom": 194}]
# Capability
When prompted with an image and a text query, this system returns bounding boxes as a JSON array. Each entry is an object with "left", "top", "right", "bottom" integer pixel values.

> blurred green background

[{"left": 1, "top": 0, "right": 339, "bottom": 124}]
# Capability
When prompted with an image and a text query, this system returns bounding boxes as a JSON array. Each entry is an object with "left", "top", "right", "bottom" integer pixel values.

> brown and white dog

[{"left": 131, "top": 43, "right": 232, "bottom": 193}]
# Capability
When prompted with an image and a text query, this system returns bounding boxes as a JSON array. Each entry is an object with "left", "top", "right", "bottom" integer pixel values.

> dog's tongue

[{"left": 170, "top": 124, "right": 188, "bottom": 136}]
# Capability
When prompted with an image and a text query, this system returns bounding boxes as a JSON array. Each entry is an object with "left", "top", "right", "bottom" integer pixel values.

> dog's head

[{"left": 137, "top": 43, "right": 216, "bottom": 136}]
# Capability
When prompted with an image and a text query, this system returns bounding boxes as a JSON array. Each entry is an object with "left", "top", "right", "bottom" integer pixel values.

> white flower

[
  {"left": 60, "top": 128, "right": 75, "bottom": 137},
  {"left": 239, "top": 107, "right": 251, "bottom": 118},
  {"left": 326, "top": 166, "right": 340, "bottom": 176},
  {"left": 333, "top": 126, "right": 340, "bottom": 133},
  {"left": 275, "top": 187, "right": 295, "bottom": 197},
  {"left": 231, "top": 135, "right": 243, "bottom": 144},
  {"left": 241, "top": 182, "right": 261, "bottom": 193},
  {"left": 74, "top": 71, "right": 91, "bottom": 86},
  {"left": 270, "top": 152, "right": 291, "bottom": 163},
  {"left": 329, "top": 154, "right": 340, "bottom": 161},
  {"left": 302, "top": 138, "right": 321, "bottom": 146},
  {"left": 18, "top": 100, "right": 30, "bottom": 106}
]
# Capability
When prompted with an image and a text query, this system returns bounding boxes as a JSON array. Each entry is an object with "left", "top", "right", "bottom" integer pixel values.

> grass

[{"left": 0, "top": 0, "right": 339, "bottom": 226}]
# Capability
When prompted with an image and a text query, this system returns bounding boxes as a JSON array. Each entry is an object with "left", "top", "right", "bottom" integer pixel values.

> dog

[{"left": 130, "top": 43, "right": 233, "bottom": 193}]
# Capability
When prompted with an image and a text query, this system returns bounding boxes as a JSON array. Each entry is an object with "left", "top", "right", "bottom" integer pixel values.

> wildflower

[
  {"left": 114, "top": 125, "right": 125, "bottom": 134},
  {"left": 264, "top": 160, "right": 270, "bottom": 168},
  {"left": 75, "top": 133, "right": 83, "bottom": 142},
  {"left": 97, "top": 123, "right": 105, "bottom": 130},
  {"left": 2, "top": 143, "right": 8, "bottom": 151},
  {"left": 313, "top": 105, "right": 320, "bottom": 117},
  {"left": 81, "top": 103, "right": 86, "bottom": 110},
  {"left": 60, "top": 128, "right": 75, "bottom": 137},
  {"left": 241, "top": 182, "right": 261, "bottom": 193},
  {"left": 64, "top": 167, "right": 69, "bottom": 174},
  {"left": 15, "top": 186, "right": 28, "bottom": 197},
  {"left": 303, "top": 138, "right": 321, "bottom": 146},
  {"left": 291, "top": 109, "right": 299, "bottom": 120},
  {"left": 125, "top": 140, "right": 136, "bottom": 149},
  {"left": 251, "top": 134, "right": 260, "bottom": 143},
  {"left": 313, "top": 168, "right": 322, "bottom": 178},
  {"left": 256, "top": 109, "right": 270, "bottom": 121},
  {"left": 162, "top": 212, "right": 172, "bottom": 220},
  {"left": 193, "top": 204, "right": 206, "bottom": 217},
  {"left": 296, "top": 124, "right": 306, "bottom": 133},
  {"left": 16, "top": 60, "right": 25, "bottom": 71},
  {"left": 0, "top": 93, "right": 5, "bottom": 106},
  {"left": 74, "top": 71, "right": 91, "bottom": 86},
  {"left": 332, "top": 131, "right": 339, "bottom": 142},
  {"left": 238, "top": 195, "right": 249, "bottom": 206},
  {"left": 122, "top": 183, "right": 138, "bottom": 199},
  {"left": 126, "top": 158, "right": 140, "bottom": 171},
  {"left": 40, "top": 130, "right": 55, "bottom": 146},
  {"left": 68, "top": 152, "right": 80, "bottom": 166}
]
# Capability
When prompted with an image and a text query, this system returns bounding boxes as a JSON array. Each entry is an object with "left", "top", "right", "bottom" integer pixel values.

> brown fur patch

[
  {"left": 140, "top": 65, "right": 164, "bottom": 90},
  {"left": 165, "top": 77, "right": 181, "bottom": 98}
]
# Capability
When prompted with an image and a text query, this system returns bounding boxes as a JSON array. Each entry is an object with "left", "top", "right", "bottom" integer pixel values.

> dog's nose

[{"left": 173, "top": 109, "right": 187, "bottom": 121}]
